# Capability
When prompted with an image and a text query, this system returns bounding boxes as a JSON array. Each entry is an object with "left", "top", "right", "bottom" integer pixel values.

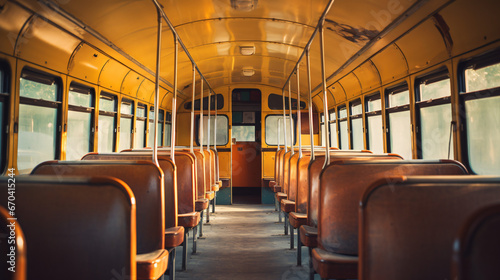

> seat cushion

[
  {"left": 289, "top": 212, "right": 307, "bottom": 229},
  {"left": 312, "top": 248, "right": 358, "bottom": 279},
  {"left": 136, "top": 249, "right": 169, "bottom": 280},
  {"left": 272, "top": 185, "right": 282, "bottom": 193},
  {"left": 205, "top": 191, "right": 215, "bottom": 200},
  {"left": 195, "top": 198, "right": 209, "bottom": 211},
  {"left": 178, "top": 211, "right": 201, "bottom": 228},
  {"left": 164, "top": 226, "right": 184, "bottom": 248},
  {"left": 300, "top": 225, "right": 318, "bottom": 248},
  {"left": 270, "top": 180, "right": 277, "bottom": 188},
  {"left": 211, "top": 184, "right": 219, "bottom": 192},
  {"left": 280, "top": 199, "right": 296, "bottom": 213},
  {"left": 275, "top": 192, "right": 287, "bottom": 203}
]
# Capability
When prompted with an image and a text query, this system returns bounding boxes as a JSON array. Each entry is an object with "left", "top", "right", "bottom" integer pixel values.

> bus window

[
  {"left": 119, "top": 100, "right": 133, "bottom": 151},
  {"left": 164, "top": 112, "right": 171, "bottom": 147},
  {"left": 18, "top": 69, "right": 61, "bottom": 174},
  {"left": 0, "top": 65, "right": 8, "bottom": 172},
  {"left": 98, "top": 92, "right": 117, "bottom": 153},
  {"left": 67, "top": 83, "right": 94, "bottom": 160},
  {"left": 350, "top": 100, "right": 363, "bottom": 150},
  {"left": 320, "top": 113, "right": 326, "bottom": 146},
  {"left": 386, "top": 84, "right": 412, "bottom": 159},
  {"left": 329, "top": 110, "right": 338, "bottom": 148},
  {"left": 265, "top": 115, "right": 294, "bottom": 146},
  {"left": 463, "top": 60, "right": 500, "bottom": 175},
  {"left": 147, "top": 108, "right": 163, "bottom": 147},
  {"left": 338, "top": 106, "right": 348, "bottom": 150},
  {"left": 233, "top": 112, "right": 256, "bottom": 142},
  {"left": 416, "top": 72, "right": 452, "bottom": 160},
  {"left": 198, "top": 115, "right": 229, "bottom": 146},
  {"left": 135, "top": 104, "right": 147, "bottom": 148},
  {"left": 365, "top": 93, "right": 384, "bottom": 154}
]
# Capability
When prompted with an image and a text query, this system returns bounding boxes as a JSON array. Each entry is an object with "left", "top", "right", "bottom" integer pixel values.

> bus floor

[{"left": 174, "top": 204, "right": 318, "bottom": 280}]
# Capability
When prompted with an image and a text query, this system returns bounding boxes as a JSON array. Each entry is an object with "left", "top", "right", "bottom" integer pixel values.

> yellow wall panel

[
  {"left": 218, "top": 151, "right": 231, "bottom": 179},
  {"left": 69, "top": 44, "right": 109, "bottom": 84},
  {"left": 262, "top": 151, "right": 276, "bottom": 179}
]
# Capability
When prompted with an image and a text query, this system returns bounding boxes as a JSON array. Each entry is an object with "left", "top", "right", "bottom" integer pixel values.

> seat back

[
  {"left": 0, "top": 176, "right": 136, "bottom": 280},
  {"left": 360, "top": 176, "right": 500, "bottom": 280},
  {"left": 319, "top": 160, "right": 468, "bottom": 256},
  {"left": 288, "top": 151, "right": 311, "bottom": 205},
  {"left": 296, "top": 155, "right": 312, "bottom": 213},
  {"left": 0, "top": 206, "right": 26, "bottom": 280},
  {"left": 274, "top": 149, "right": 284, "bottom": 183},
  {"left": 32, "top": 160, "right": 164, "bottom": 254},
  {"left": 282, "top": 151, "right": 293, "bottom": 194},
  {"left": 192, "top": 150, "right": 207, "bottom": 200},
  {"left": 83, "top": 153, "right": 182, "bottom": 224},
  {"left": 203, "top": 150, "right": 213, "bottom": 192},
  {"left": 452, "top": 204, "right": 500, "bottom": 280},
  {"left": 307, "top": 152, "right": 400, "bottom": 227}
]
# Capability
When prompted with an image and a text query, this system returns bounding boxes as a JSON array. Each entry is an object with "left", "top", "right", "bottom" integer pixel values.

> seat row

[
  {"left": 269, "top": 147, "right": 500, "bottom": 280},
  {"left": 0, "top": 147, "right": 221, "bottom": 280}
]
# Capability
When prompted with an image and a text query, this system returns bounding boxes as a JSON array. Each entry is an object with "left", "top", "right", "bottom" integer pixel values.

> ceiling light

[
  {"left": 231, "top": 0, "right": 258, "bottom": 11},
  {"left": 242, "top": 67, "right": 255, "bottom": 77},
  {"left": 240, "top": 46, "right": 255, "bottom": 56}
]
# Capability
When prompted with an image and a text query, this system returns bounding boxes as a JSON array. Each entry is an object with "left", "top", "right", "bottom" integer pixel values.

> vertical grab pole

[
  {"left": 170, "top": 35, "right": 178, "bottom": 164},
  {"left": 207, "top": 90, "right": 211, "bottom": 151},
  {"left": 319, "top": 21, "right": 330, "bottom": 168},
  {"left": 288, "top": 82, "right": 294, "bottom": 155},
  {"left": 277, "top": 118, "right": 281, "bottom": 150},
  {"left": 190, "top": 64, "right": 196, "bottom": 153},
  {"left": 199, "top": 80, "right": 204, "bottom": 152},
  {"left": 282, "top": 88, "right": 288, "bottom": 153},
  {"left": 296, "top": 65, "right": 302, "bottom": 158},
  {"left": 306, "top": 48, "right": 315, "bottom": 160},
  {"left": 214, "top": 92, "right": 217, "bottom": 151},
  {"left": 153, "top": 7, "right": 162, "bottom": 167}
]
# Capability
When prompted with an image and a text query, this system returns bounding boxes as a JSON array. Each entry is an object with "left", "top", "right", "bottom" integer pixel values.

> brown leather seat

[
  {"left": 0, "top": 205, "right": 26, "bottom": 280},
  {"left": 359, "top": 176, "right": 500, "bottom": 280},
  {"left": 195, "top": 198, "right": 210, "bottom": 211},
  {"left": 32, "top": 161, "right": 169, "bottom": 280},
  {"left": 313, "top": 159, "right": 468, "bottom": 280},
  {"left": 452, "top": 204, "right": 500, "bottom": 280},
  {"left": 0, "top": 176, "right": 136, "bottom": 280}
]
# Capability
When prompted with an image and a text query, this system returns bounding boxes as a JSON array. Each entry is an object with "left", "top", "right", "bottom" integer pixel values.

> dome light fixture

[
  {"left": 231, "top": 0, "right": 258, "bottom": 11},
  {"left": 242, "top": 67, "right": 255, "bottom": 77},
  {"left": 240, "top": 46, "right": 255, "bottom": 56}
]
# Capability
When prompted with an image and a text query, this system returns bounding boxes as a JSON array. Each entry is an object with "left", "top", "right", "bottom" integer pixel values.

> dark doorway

[{"left": 231, "top": 89, "right": 262, "bottom": 204}]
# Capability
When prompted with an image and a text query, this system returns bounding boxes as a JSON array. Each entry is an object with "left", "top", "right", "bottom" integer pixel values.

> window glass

[
  {"left": 367, "top": 95, "right": 381, "bottom": 112},
  {"left": 157, "top": 122, "right": 163, "bottom": 146},
  {"left": 329, "top": 122, "right": 338, "bottom": 148},
  {"left": 338, "top": 107, "right": 347, "bottom": 119},
  {"left": 465, "top": 95, "right": 500, "bottom": 175},
  {"left": 18, "top": 104, "right": 57, "bottom": 174},
  {"left": 121, "top": 102, "right": 132, "bottom": 115},
  {"left": 388, "top": 89, "right": 409, "bottom": 108},
  {"left": 320, "top": 123, "right": 326, "bottom": 146},
  {"left": 147, "top": 121, "right": 155, "bottom": 148},
  {"left": 420, "top": 104, "right": 453, "bottom": 160},
  {"left": 135, "top": 119, "right": 146, "bottom": 148},
  {"left": 68, "top": 87, "right": 92, "bottom": 107},
  {"left": 465, "top": 63, "right": 500, "bottom": 92},
  {"left": 389, "top": 110, "right": 412, "bottom": 159},
  {"left": 200, "top": 115, "right": 229, "bottom": 145},
  {"left": 266, "top": 115, "right": 293, "bottom": 146},
  {"left": 18, "top": 74, "right": 59, "bottom": 174},
  {"left": 137, "top": 106, "right": 146, "bottom": 118},
  {"left": 119, "top": 117, "right": 132, "bottom": 151},
  {"left": 98, "top": 115, "right": 115, "bottom": 153},
  {"left": 320, "top": 113, "right": 325, "bottom": 123},
  {"left": 329, "top": 111, "right": 336, "bottom": 121},
  {"left": 164, "top": 123, "right": 171, "bottom": 147},
  {"left": 351, "top": 118, "right": 363, "bottom": 150},
  {"left": 350, "top": 102, "right": 362, "bottom": 115},
  {"left": 19, "top": 77, "right": 57, "bottom": 101},
  {"left": 67, "top": 110, "right": 91, "bottom": 160},
  {"left": 420, "top": 78, "right": 451, "bottom": 101},
  {"left": 367, "top": 115, "right": 384, "bottom": 154},
  {"left": 233, "top": 126, "right": 255, "bottom": 141},
  {"left": 99, "top": 95, "right": 116, "bottom": 112},
  {"left": 339, "top": 120, "right": 348, "bottom": 149},
  {"left": 67, "top": 86, "right": 93, "bottom": 160}
]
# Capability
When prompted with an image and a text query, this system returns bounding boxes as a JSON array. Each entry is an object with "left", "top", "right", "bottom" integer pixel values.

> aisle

[{"left": 175, "top": 204, "right": 312, "bottom": 280}]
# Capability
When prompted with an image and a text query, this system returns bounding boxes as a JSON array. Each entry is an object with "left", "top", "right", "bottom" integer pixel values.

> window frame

[
  {"left": 18, "top": 68, "right": 63, "bottom": 173},
  {"left": 0, "top": 61, "right": 10, "bottom": 173},
  {"left": 67, "top": 83, "right": 95, "bottom": 159},
  {"left": 458, "top": 52, "right": 500, "bottom": 174},
  {"left": 414, "top": 70, "right": 452, "bottom": 159},
  {"left": 365, "top": 92, "right": 383, "bottom": 152},
  {"left": 385, "top": 83, "right": 411, "bottom": 157},
  {"left": 98, "top": 92, "right": 117, "bottom": 153},
  {"left": 337, "top": 105, "right": 349, "bottom": 150},
  {"left": 328, "top": 109, "right": 338, "bottom": 148},
  {"left": 349, "top": 99, "right": 363, "bottom": 150},
  {"left": 196, "top": 114, "right": 230, "bottom": 146},
  {"left": 263, "top": 114, "right": 296, "bottom": 146},
  {"left": 119, "top": 98, "right": 134, "bottom": 150}
]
